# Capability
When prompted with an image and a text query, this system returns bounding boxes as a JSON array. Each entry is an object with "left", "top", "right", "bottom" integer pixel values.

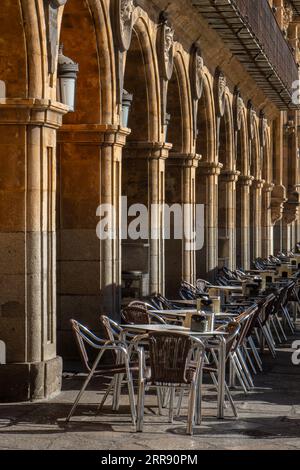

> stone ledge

[{"left": 0, "top": 356, "right": 62, "bottom": 402}]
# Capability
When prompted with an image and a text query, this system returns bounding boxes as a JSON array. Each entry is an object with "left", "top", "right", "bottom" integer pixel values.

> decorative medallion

[
  {"left": 190, "top": 45, "right": 204, "bottom": 101},
  {"left": 233, "top": 88, "right": 244, "bottom": 132},
  {"left": 259, "top": 111, "right": 268, "bottom": 148},
  {"left": 214, "top": 68, "right": 226, "bottom": 118},
  {"left": 157, "top": 12, "right": 174, "bottom": 81},
  {"left": 44, "top": 0, "right": 67, "bottom": 75},
  {"left": 115, "top": 0, "right": 135, "bottom": 52},
  {"left": 247, "top": 100, "right": 256, "bottom": 141},
  {"left": 282, "top": 3, "right": 293, "bottom": 35}
]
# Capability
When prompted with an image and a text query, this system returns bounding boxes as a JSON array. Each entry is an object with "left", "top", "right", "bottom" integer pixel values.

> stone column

[
  {"left": 236, "top": 175, "right": 254, "bottom": 270},
  {"left": 165, "top": 154, "right": 200, "bottom": 296},
  {"left": 197, "top": 161, "right": 222, "bottom": 281},
  {"left": 262, "top": 183, "right": 275, "bottom": 257},
  {"left": 0, "top": 99, "right": 67, "bottom": 402},
  {"left": 122, "top": 142, "right": 171, "bottom": 296},
  {"left": 218, "top": 170, "right": 240, "bottom": 271},
  {"left": 251, "top": 179, "right": 265, "bottom": 260}
]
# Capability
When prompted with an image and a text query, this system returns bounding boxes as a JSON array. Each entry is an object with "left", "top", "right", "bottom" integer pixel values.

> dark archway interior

[
  {"left": 165, "top": 66, "right": 184, "bottom": 297},
  {"left": 218, "top": 114, "right": 230, "bottom": 266},
  {"left": 56, "top": 0, "right": 102, "bottom": 360},
  {"left": 196, "top": 91, "right": 210, "bottom": 278},
  {"left": 121, "top": 29, "right": 151, "bottom": 293}
]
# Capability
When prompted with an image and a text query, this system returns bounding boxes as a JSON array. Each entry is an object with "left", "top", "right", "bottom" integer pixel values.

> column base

[{"left": 0, "top": 356, "right": 62, "bottom": 402}]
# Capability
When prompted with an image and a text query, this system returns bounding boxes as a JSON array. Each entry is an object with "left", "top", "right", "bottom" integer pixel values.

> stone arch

[
  {"left": 56, "top": 0, "right": 118, "bottom": 359},
  {"left": 236, "top": 107, "right": 251, "bottom": 268},
  {"left": 166, "top": 48, "right": 193, "bottom": 154},
  {"left": 58, "top": 0, "right": 116, "bottom": 124},
  {"left": 196, "top": 72, "right": 216, "bottom": 162},
  {"left": 218, "top": 91, "right": 236, "bottom": 269},
  {"left": 219, "top": 93, "right": 235, "bottom": 170},
  {"left": 236, "top": 109, "right": 249, "bottom": 176},
  {"left": 0, "top": 1, "right": 28, "bottom": 98},
  {"left": 130, "top": 12, "right": 161, "bottom": 142},
  {"left": 196, "top": 71, "right": 217, "bottom": 280},
  {"left": 251, "top": 119, "right": 261, "bottom": 180}
]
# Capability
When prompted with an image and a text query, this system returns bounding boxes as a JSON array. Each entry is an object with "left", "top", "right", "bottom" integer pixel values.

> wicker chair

[
  {"left": 133, "top": 331, "right": 205, "bottom": 435},
  {"left": 121, "top": 303, "right": 166, "bottom": 325},
  {"left": 66, "top": 319, "right": 136, "bottom": 426}
]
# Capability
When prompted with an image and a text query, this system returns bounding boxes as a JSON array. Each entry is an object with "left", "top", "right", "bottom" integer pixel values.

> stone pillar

[
  {"left": 236, "top": 175, "right": 254, "bottom": 269},
  {"left": 122, "top": 142, "right": 171, "bottom": 296},
  {"left": 218, "top": 170, "right": 240, "bottom": 271},
  {"left": 57, "top": 124, "right": 129, "bottom": 353},
  {"left": 251, "top": 179, "right": 265, "bottom": 261},
  {"left": 261, "top": 183, "right": 275, "bottom": 257},
  {"left": 0, "top": 99, "right": 67, "bottom": 402},
  {"left": 165, "top": 154, "right": 200, "bottom": 296},
  {"left": 197, "top": 161, "right": 222, "bottom": 280}
]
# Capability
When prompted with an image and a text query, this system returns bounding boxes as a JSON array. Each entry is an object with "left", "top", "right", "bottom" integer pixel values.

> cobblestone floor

[{"left": 0, "top": 326, "right": 299, "bottom": 450}]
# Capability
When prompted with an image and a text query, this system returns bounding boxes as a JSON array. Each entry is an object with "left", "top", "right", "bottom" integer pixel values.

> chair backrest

[
  {"left": 147, "top": 332, "right": 202, "bottom": 385},
  {"left": 99, "top": 315, "right": 122, "bottom": 362},
  {"left": 122, "top": 304, "right": 150, "bottom": 324},
  {"left": 70, "top": 319, "right": 104, "bottom": 372},
  {"left": 233, "top": 305, "right": 258, "bottom": 350}
]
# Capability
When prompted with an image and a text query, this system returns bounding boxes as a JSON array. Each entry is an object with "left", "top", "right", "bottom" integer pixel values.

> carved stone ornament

[
  {"left": 259, "top": 112, "right": 268, "bottom": 148},
  {"left": 247, "top": 100, "right": 256, "bottom": 141},
  {"left": 234, "top": 88, "right": 244, "bottom": 132},
  {"left": 190, "top": 46, "right": 204, "bottom": 101},
  {"left": 114, "top": 0, "right": 135, "bottom": 52},
  {"left": 214, "top": 68, "right": 226, "bottom": 118},
  {"left": 282, "top": 3, "right": 293, "bottom": 35},
  {"left": 157, "top": 13, "right": 174, "bottom": 81},
  {"left": 44, "top": 0, "right": 67, "bottom": 75}
]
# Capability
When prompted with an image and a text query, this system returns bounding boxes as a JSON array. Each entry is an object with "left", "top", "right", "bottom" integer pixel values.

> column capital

[
  {"left": 167, "top": 152, "right": 201, "bottom": 168},
  {"left": 262, "top": 182, "right": 275, "bottom": 193},
  {"left": 124, "top": 141, "right": 173, "bottom": 160},
  {"left": 219, "top": 169, "right": 240, "bottom": 182},
  {"left": 252, "top": 178, "right": 265, "bottom": 189},
  {"left": 0, "top": 98, "right": 68, "bottom": 129},
  {"left": 57, "top": 124, "right": 131, "bottom": 146},
  {"left": 237, "top": 175, "right": 254, "bottom": 186},
  {"left": 198, "top": 161, "right": 223, "bottom": 175},
  {"left": 271, "top": 184, "right": 287, "bottom": 225}
]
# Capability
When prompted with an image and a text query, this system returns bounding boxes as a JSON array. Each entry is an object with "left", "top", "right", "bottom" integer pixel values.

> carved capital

[
  {"left": 271, "top": 184, "right": 287, "bottom": 224},
  {"left": 198, "top": 161, "right": 223, "bottom": 176},
  {"left": 283, "top": 189, "right": 300, "bottom": 224},
  {"left": 252, "top": 178, "right": 265, "bottom": 190},
  {"left": 219, "top": 170, "right": 240, "bottom": 183},
  {"left": 168, "top": 153, "right": 201, "bottom": 168},
  {"left": 237, "top": 175, "right": 254, "bottom": 187}
]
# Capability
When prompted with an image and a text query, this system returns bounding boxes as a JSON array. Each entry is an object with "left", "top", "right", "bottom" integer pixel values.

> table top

[
  {"left": 150, "top": 309, "right": 236, "bottom": 318},
  {"left": 122, "top": 324, "right": 228, "bottom": 337},
  {"left": 170, "top": 299, "right": 198, "bottom": 305},
  {"left": 209, "top": 285, "right": 243, "bottom": 291}
]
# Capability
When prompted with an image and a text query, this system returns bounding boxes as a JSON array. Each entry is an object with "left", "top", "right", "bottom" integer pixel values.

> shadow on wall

[{"left": 57, "top": 283, "right": 122, "bottom": 363}]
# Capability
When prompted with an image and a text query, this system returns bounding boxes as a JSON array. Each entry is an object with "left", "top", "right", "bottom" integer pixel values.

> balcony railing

[{"left": 192, "top": 0, "right": 300, "bottom": 109}]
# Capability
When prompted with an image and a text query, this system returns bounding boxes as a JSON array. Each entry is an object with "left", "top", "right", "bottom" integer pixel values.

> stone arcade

[{"left": 0, "top": 0, "right": 299, "bottom": 402}]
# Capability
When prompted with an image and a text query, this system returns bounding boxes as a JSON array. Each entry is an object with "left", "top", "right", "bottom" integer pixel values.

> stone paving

[{"left": 0, "top": 327, "right": 299, "bottom": 450}]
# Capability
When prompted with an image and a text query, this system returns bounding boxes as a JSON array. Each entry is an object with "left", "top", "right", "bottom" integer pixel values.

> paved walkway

[{"left": 0, "top": 325, "right": 299, "bottom": 450}]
